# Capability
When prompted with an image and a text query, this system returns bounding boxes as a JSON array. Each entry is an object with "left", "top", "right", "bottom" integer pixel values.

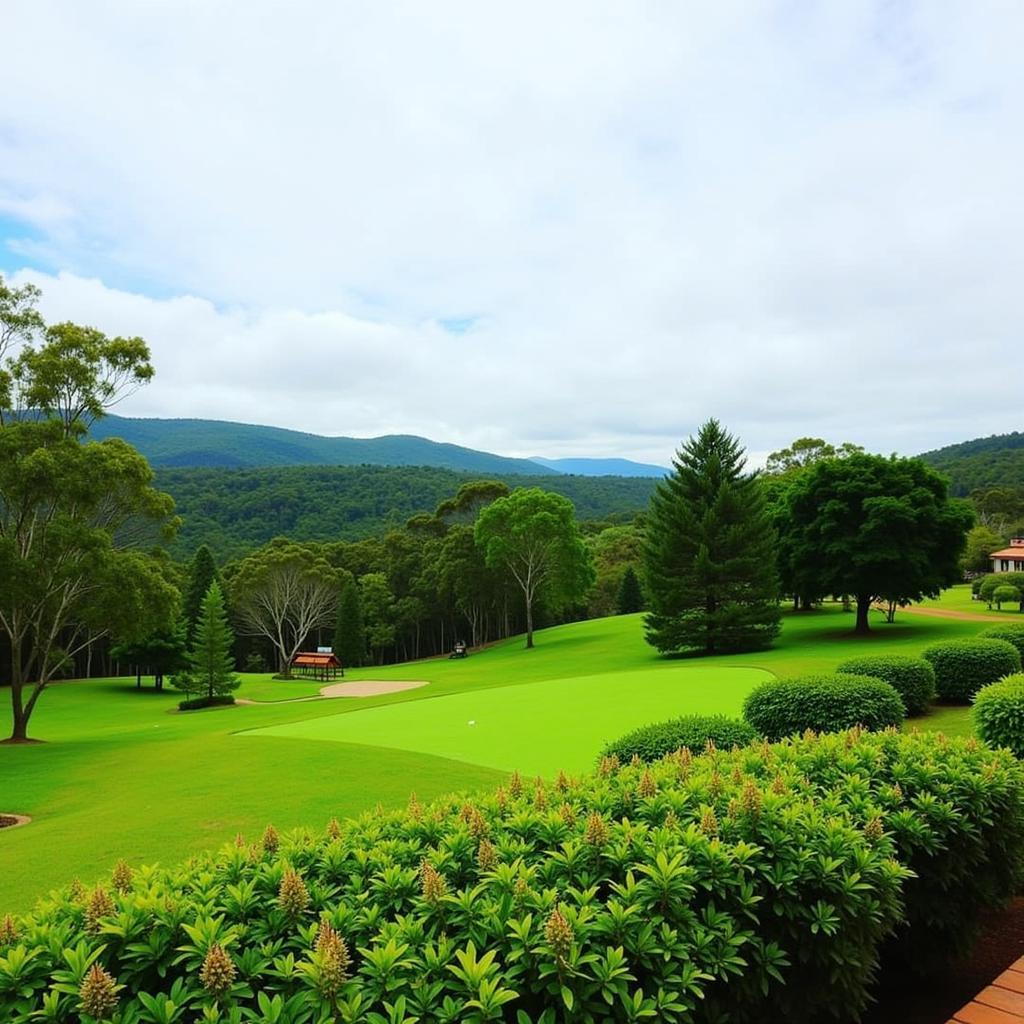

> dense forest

[
  {"left": 157, "top": 464, "right": 658, "bottom": 561},
  {"left": 919, "top": 431, "right": 1024, "bottom": 495}
]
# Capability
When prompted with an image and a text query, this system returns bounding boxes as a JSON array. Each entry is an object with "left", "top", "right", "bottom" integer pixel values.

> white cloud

[{"left": 2, "top": 2, "right": 1023, "bottom": 464}]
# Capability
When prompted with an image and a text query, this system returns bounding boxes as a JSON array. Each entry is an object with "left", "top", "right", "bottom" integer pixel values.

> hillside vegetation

[
  {"left": 919, "top": 430, "right": 1024, "bottom": 494},
  {"left": 157, "top": 464, "right": 657, "bottom": 559},
  {"left": 89, "top": 415, "right": 557, "bottom": 473}
]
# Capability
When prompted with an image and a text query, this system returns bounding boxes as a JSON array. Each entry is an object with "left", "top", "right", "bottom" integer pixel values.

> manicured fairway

[{"left": 243, "top": 666, "right": 772, "bottom": 775}]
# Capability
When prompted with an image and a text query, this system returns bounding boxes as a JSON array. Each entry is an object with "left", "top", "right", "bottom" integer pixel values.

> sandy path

[
  {"left": 319, "top": 680, "right": 428, "bottom": 698},
  {"left": 237, "top": 679, "right": 429, "bottom": 706},
  {"left": 901, "top": 605, "right": 1006, "bottom": 623}
]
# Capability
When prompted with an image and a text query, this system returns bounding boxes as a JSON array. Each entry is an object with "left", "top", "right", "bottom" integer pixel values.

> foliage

[
  {"left": 645, "top": 420, "right": 781, "bottom": 655},
  {"left": 475, "top": 488, "right": 595, "bottom": 648},
  {"left": 334, "top": 580, "right": 366, "bottom": 669},
  {"left": 229, "top": 538, "right": 341, "bottom": 676},
  {"left": 615, "top": 567, "right": 644, "bottom": 615},
  {"left": 154, "top": 464, "right": 657, "bottom": 561},
  {"left": 961, "top": 525, "right": 1004, "bottom": 574},
  {"left": 586, "top": 525, "right": 643, "bottom": 618},
  {"left": 110, "top": 622, "right": 189, "bottom": 690},
  {"left": 763, "top": 437, "right": 863, "bottom": 477},
  {"left": 994, "top": 584, "right": 1022, "bottom": 610},
  {"left": 979, "top": 572, "right": 1024, "bottom": 609},
  {"left": 183, "top": 545, "right": 221, "bottom": 643},
  {"left": 834, "top": 655, "right": 936, "bottom": 716},
  {"left": 977, "top": 624, "right": 1024, "bottom": 659},
  {"left": 973, "top": 675, "right": 1024, "bottom": 759},
  {"left": 600, "top": 714, "right": 757, "bottom": 763},
  {"left": 0, "top": 274, "right": 179, "bottom": 741},
  {"left": 172, "top": 582, "right": 240, "bottom": 703},
  {"left": 359, "top": 572, "right": 397, "bottom": 664},
  {"left": 775, "top": 453, "right": 974, "bottom": 633},
  {"left": 742, "top": 673, "right": 905, "bottom": 739},
  {"left": 921, "top": 638, "right": 1022, "bottom": 703},
  {"left": 4, "top": 731, "right": 1022, "bottom": 1022}
]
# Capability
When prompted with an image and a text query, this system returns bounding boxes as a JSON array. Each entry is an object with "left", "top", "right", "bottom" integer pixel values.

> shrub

[
  {"left": 978, "top": 623, "right": 1024, "bottom": 659},
  {"left": 4, "top": 732, "right": 1021, "bottom": 1022},
  {"left": 994, "top": 584, "right": 1022, "bottom": 610},
  {"left": 177, "top": 695, "right": 236, "bottom": 711},
  {"left": 600, "top": 713, "right": 757, "bottom": 762},
  {"left": 742, "top": 673, "right": 905, "bottom": 739},
  {"left": 979, "top": 572, "right": 1024, "bottom": 608},
  {"left": 974, "top": 674, "right": 1024, "bottom": 758},
  {"left": 921, "top": 638, "right": 1022, "bottom": 703},
  {"left": 835, "top": 655, "right": 936, "bottom": 716}
]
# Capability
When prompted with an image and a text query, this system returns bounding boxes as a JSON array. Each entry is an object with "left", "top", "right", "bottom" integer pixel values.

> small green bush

[
  {"left": 994, "top": 584, "right": 1022, "bottom": 610},
  {"left": 921, "top": 638, "right": 1022, "bottom": 703},
  {"left": 742, "top": 673, "right": 905, "bottom": 739},
  {"left": 978, "top": 623, "right": 1024, "bottom": 659},
  {"left": 979, "top": 573, "right": 1024, "bottom": 608},
  {"left": 177, "top": 695, "right": 236, "bottom": 711},
  {"left": 974, "top": 674, "right": 1024, "bottom": 758},
  {"left": 4, "top": 732, "right": 1022, "bottom": 1021},
  {"left": 835, "top": 655, "right": 936, "bottom": 716},
  {"left": 600, "top": 714, "right": 757, "bottom": 762}
]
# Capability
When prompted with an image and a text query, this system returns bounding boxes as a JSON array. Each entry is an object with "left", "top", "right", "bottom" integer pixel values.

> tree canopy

[
  {"left": 644, "top": 419, "right": 781, "bottom": 655},
  {"left": 778, "top": 453, "right": 974, "bottom": 633},
  {"left": 475, "top": 488, "right": 594, "bottom": 648},
  {"left": 0, "top": 274, "right": 179, "bottom": 741}
]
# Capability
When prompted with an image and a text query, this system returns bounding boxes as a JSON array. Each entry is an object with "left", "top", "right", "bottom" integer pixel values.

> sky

[{"left": 1, "top": 1, "right": 1022, "bottom": 466}]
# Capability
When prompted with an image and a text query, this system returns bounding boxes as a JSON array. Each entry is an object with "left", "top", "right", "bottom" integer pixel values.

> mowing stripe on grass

[{"left": 240, "top": 666, "right": 772, "bottom": 776}]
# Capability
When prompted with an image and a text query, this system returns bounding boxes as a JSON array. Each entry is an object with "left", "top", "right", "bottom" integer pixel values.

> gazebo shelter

[{"left": 291, "top": 651, "right": 343, "bottom": 681}]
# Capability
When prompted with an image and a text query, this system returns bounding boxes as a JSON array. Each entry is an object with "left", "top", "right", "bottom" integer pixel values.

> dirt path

[{"left": 901, "top": 605, "right": 1003, "bottom": 623}]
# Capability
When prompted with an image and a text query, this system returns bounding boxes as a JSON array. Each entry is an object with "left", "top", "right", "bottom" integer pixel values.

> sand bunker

[{"left": 319, "top": 680, "right": 428, "bottom": 698}]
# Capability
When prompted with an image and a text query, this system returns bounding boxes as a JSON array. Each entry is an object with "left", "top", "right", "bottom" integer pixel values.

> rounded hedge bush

[
  {"left": 834, "top": 655, "right": 936, "bottom": 716},
  {"left": 600, "top": 713, "right": 758, "bottom": 762},
  {"left": 994, "top": 585, "right": 1022, "bottom": 610},
  {"left": 742, "top": 673, "right": 904, "bottom": 740},
  {"left": 974, "top": 674, "right": 1024, "bottom": 758},
  {"left": 978, "top": 623, "right": 1024, "bottom": 659},
  {"left": 921, "top": 638, "right": 1022, "bottom": 703},
  {"left": 3, "top": 731, "right": 1022, "bottom": 1022}
]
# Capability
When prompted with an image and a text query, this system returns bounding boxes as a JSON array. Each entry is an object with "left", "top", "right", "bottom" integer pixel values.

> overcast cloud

[{"left": 1, "top": 1, "right": 1022, "bottom": 465}]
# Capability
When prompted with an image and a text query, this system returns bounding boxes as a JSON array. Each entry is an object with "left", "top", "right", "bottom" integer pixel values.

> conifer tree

[
  {"left": 616, "top": 566, "right": 645, "bottom": 614},
  {"left": 333, "top": 579, "right": 365, "bottom": 669},
  {"left": 184, "top": 545, "right": 220, "bottom": 644},
  {"left": 174, "top": 582, "right": 240, "bottom": 703},
  {"left": 644, "top": 419, "right": 780, "bottom": 654}
]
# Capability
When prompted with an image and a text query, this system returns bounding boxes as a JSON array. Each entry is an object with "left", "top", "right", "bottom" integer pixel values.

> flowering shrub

[
  {"left": 742, "top": 673, "right": 904, "bottom": 739},
  {"left": 600, "top": 714, "right": 757, "bottom": 763},
  {"left": 1, "top": 732, "right": 1021, "bottom": 1023}
]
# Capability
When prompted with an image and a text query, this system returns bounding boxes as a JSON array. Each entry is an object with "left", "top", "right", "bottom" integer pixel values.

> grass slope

[{"left": 0, "top": 603, "right": 983, "bottom": 912}]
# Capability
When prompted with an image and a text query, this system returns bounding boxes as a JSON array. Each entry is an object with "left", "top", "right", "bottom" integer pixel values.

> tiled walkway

[{"left": 949, "top": 957, "right": 1024, "bottom": 1022}]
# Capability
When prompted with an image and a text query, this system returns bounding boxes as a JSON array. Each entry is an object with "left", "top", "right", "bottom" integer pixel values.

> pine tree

[
  {"left": 173, "top": 582, "right": 240, "bottom": 703},
  {"left": 644, "top": 419, "right": 780, "bottom": 654},
  {"left": 616, "top": 567, "right": 645, "bottom": 614},
  {"left": 333, "top": 580, "right": 365, "bottom": 669},
  {"left": 184, "top": 545, "right": 220, "bottom": 644}
]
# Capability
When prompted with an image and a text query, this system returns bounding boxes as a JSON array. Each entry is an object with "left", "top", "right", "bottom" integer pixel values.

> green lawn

[
  {"left": 244, "top": 666, "right": 772, "bottom": 775},
  {"left": 0, "top": 604, "right": 987, "bottom": 913}
]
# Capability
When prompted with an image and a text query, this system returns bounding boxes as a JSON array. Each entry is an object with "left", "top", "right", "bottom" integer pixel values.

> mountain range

[{"left": 89, "top": 416, "right": 668, "bottom": 477}]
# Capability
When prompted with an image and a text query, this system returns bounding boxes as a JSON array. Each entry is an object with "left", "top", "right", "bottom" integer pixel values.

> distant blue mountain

[
  {"left": 89, "top": 415, "right": 562, "bottom": 475},
  {"left": 530, "top": 456, "right": 667, "bottom": 478}
]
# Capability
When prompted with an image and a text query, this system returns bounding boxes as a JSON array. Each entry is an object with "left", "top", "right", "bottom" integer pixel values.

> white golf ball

[{"left": 468, "top": 720, "right": 476, "bottom": 726}]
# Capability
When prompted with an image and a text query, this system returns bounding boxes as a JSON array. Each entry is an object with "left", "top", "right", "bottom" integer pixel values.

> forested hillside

[
  {"left": 157, "top": 464, "right": 656, "bottom": 560},
  {"left": 91, "top": 415, "right": 558, "bottom": 474},
  {"left": 919, "top": 432, "right": 1024, "bottom": 495}
]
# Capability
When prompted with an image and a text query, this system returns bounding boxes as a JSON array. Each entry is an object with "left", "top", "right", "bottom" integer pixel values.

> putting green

[{"left": 241, "top": 665, "right": 772, "bottom": 776}]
